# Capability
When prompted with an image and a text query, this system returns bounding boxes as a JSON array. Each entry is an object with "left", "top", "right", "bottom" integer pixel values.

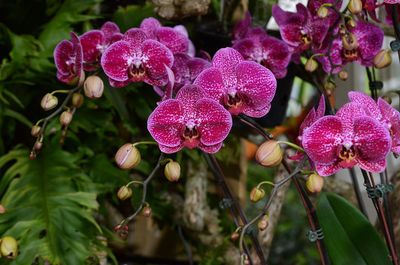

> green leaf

[
  {"left": 317, "top": 193, "right": 391, "bottom": 265},
  {"left": 112, "top": 3, "right": 155, "bottom": 32},
  {"left": 0, "top": 144, "right": 102, "bottom": 265},
  {"left": 3, "top": 109, "right": 32, "bottom": 128}
]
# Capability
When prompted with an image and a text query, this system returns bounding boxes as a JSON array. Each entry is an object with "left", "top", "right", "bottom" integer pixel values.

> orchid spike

[
  {"left": 147, "top": 85, "right": 232, "bottom": 153},
  {"left": 349, "top": 91, "right": 400, "bottom": 154},
  {"left": 101, "top": 28, "right": 174, "bottom": 87},
  {"left": 303, "top": 102, "right": 391, "bottom": 176},
  {"left": 54, "top": 32, "right": 84, "bottom": 85},
  {"left": 194, "top": 48, "right": 276, "bottom": 117},
  {"left": 80, "top": 22, "right": 122, "bottom": 71}
]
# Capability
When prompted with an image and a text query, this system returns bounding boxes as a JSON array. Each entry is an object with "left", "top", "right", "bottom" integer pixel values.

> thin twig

[{"left": 177, "top": 225, "right": 194, "bottom": 265}]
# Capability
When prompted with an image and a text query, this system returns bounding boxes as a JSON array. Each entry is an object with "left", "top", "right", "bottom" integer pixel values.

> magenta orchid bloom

[
  {"left": 232, "top": 29, "right": 291, "bottom": 79},
  {"left": 140, "top": 17, "right": 191, "bottom": 55},
  {"left": 232, "top": 11, "right": 251, "bottom": 43},
  {"left": 303, "top": 102, "right": 391, "bottom": 176},
  {"left": 307, "top": 0, "right": 341, "bottom": 27},
  {"left": 349, "top": 92, "right": 400, "bottom": 154},
  {"left": 147, "top": 84, "right": 232, "bottom": 153},
  {"left": 194, "top": 48, "right": 276, "bottom": 117},
  {"left": 79, "top": 22, "right": 123, "bottom": 71},
  {"left": 289, "top": 95, "right": 325, "bottom": 162},
  {"left": 272, "top": 4, "right": 329, "bottom": 57},
  {"left": 54, "top": 32, "right": 84, "bottom": 84},
  {"left": 101, "top": 28, "right": 174, "bottom": 87},
  {"left": 315, "top": 21, "right": 383, "bottom": 73}
]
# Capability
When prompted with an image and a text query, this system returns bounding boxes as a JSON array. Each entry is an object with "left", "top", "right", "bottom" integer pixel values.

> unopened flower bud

[
  {"left": 60, "top": 110, "right": 73, "bottom": 126},
  {"left": 324, "top": 81, "right": 336, "bottom": 91},
  {"left": 84, "top": 75, "right": 104, "bottom": 98},
  {"left": 0, "top": 205, "right": 5, "bottom": 214},
  {"left": 34, "top": 141, "right": 43, "bottom": 150},
  {"left": 258, "top": 215, "right": 269, "bottom": 231},
  {"left": 115, "top": 143, "right": 141, "bottom": 169},
  {"left": 305, "top": 58, "right": 318, "bottom": 72},
  {"left": 348, "top": 0, "right": 362, "bottom": 14},
  {"left": 255, "top": 140, "right": 283, "bottom": 167},
  {"left": 347, "top": 19, "right": 357, "bottom": 29},
  {"left": 338, "top": 69, "right": 348, "bottom": 81},
  {"left": 230, "top": 232, "right": 239, "bottom": 241},
  {"left": 374, "top": 50, "right": 392, "bottom": 69},
  {"left": 342, "top": 33, "right": 358, "bottom": 51},
  {"left": 250, "top": 187, "right": 265, "bottom": 202},
  {"left": 164, "top": 161, "right": 181, "bottom": 182},
  {"left": 72, "top": 93, "right": 84, "bottom": 108},
  {"left": 317, "top": 6, "right": 329, "bottom": 19},
  {"left": 142, "top": 206, "right": 152, "bottom": 217},
  {"left": 0, "top": 236, "right": 18, "bottom": 259},
  {"left": 41, "top": 93, "right": 58, "bottom": 111},
  {"left": 29, "top": 151, "right": 36, "bottom": 160},
  {"left": 339, "top": 27, "right": 346, "bottom": 36},
  {"left": 117, "top": 186, "right": 132, "bottom": 200},
  {"left": 31, "top": 125, "right": 41, "bottom": 137},
  {"left": 306, "top": 173, "right": 324, "bottom": 193}
]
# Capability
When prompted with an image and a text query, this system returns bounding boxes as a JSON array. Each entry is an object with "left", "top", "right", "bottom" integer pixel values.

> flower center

[
  {"left": 183, "top": 126, "right": 199, "bottom": 141},
  {"left": 223, "top": 91, "right": 244, "bottom": 115},
  {"left": 129, "top": 62, "right": 146, "bottom": 81},
  {"left": 342, "top": 48, "right": 358, "bottom": 60},
  {"left": 337, "top": 145, "right": 357, "bottom": 168}
]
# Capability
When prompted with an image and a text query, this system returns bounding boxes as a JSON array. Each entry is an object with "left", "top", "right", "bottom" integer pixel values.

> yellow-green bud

[
  {"left": 342, "top": 33, "right": 358, "bottom": 51},
  {"left": 142, "top": 206, "right": 152, "bottom": 217},
  {"left": 84, "top": 75, "right": 104, "bottom": 98},
  {"left": 31, "top": 125, "right": 41, "bottom": 137},
  {"left": 348, "top": 0, "right": 362, "bottom": 14},
  {"left": 41, "top": 93, "right": 58, "bottom": 111},
  {"left": 164, "top": 161, "right": 181, "bottom": 182},
  {"left": 347, "top": 19, "right": 357, "bottom": 29},
  {"left": 258, "top": 215, "right": 269, "bottom": 231},
  {"left": 117, "top": 185, "right": 132, "bottom": 200},
  {"left": 72, "top": 93, "right": 84, "bottom": 108},
  {"left": 250, "top": 187, "right": 266, "bottom": 202},
  {"left": 338, "top": 69, "right": 348, "bottom": 81},
  {"left": 0, "top": 236, "right": 18, "bottom": 259},
  {"left": 60, "top": 110, "right": 73, "bottom": 126},
  {"left": 305, "top": 58, "right": 318, "bottom": 73},
  {"left": 317, "top": 6, "right": 329, "bottom": 19},
  {"left": 373, "top": 49, "right": 392, "bottom": 69},
  {"left": 255, "top": 140, "right": 283, "bottom": 167},
  {"left": 115, "top": 143, "right": 141, "bottom": 169},
  {"left": 306, "top": 173, "right": 324, "bottom": 193}
]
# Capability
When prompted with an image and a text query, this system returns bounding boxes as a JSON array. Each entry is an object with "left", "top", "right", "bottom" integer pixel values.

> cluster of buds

[
  {"left": 164, "top": 160, "right": 181, "bottom": 182},
  {"left": 0, "top": 236, "right": 18, "bottom": 259},
  {"left": 114, "top": 224, "right": 129, "bottom": 239}
]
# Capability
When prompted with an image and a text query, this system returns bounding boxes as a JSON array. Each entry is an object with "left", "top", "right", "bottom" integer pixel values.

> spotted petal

[
  {"left": 336, "top": 102, "right": 367, "bottom": 136},
  {"left": 261, "top": 37, "right": 291, "bottom": 78},
  {"left": 303, "top": 116, "right": 343, "bottom": 165},
  {"left": 142, "top": 40, "right": 174, "bottom": 84},
  {"left": 147, "top": 99, "right": 185, "bottom": 147},
  {"left": 193, "top": 67, "right": 226, "bottom": 102},
  {"left": 196, "top": 98, "right": 232, "bottom": 146},
  {"left": 123, "top": 28, "right": 148, "bottom": 53},
  {"left": 101, "top": 41, "right": 131, "bottom": 82},
  {"left": 315, "top": 161, "right": 343, "bottom": 176},
  {"left": 352, "top": 21, "right": 383, "bottom": 64},
  {"left": 353, "top": 116, "right": 391, "bottom": 162},
  {"left": 176, "top": 85, "right": 205, "bottom": 117},
  {"left": 157, "top": 27, "right": 189, "bottom": 54},
  {"left": 101, "top": 21, "right": 120, "bottom": 44},
  {"left": 199, "top": 142, "right": 223, "bottom": 153},
  {"left": 356, "top": 158, "right": 386, "bottom": 173},
  {"left": 378, "top": 98, "right": 400, "bottom": 154},
  {"left": 80, "top": 30, "right": 103, "bottom": 68},
  {"left": 348, "top": 91, "right": 381, "bottom": 119},
  {"left": 212, "top": 48, "right": 243, "bottom": 88},
  {"left": 236, "top": 61, "right": 276, "bottom": 112},
  {"left": 54, "top": 40, "right": 73, "bottom": 75},
  {"left": 232, "top": 11, "right": 251, "bottom": 41},
  {"left": 140, "top": 17, "right": 162, "bottom": 39}
]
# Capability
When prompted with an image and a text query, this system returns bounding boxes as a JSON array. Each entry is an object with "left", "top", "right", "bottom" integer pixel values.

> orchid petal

[
  {"left": 199, "top": 142, "right": 223, "bottom": 153},
  {"left": 157, "top": 27, "right": 189, "bottom": 54},
  {"left": 356, "top": 158, "right": 386, "bottom": 173},
  {"left": 101, "top": 41, "right": 131, "bottom": 82},
  {"left": 348, "top": 91, "right": 381, "bottom": 119},
  {"left": 193, "top": 67, "right": 226, "bottom": 102},
  {"left": 212, "top": 48, "right": 243, "bottom": 88},
  {"left": 140, "top": 17, "right": 162, "bottom": 39},
  {"left": 336, "top": 102, "right": 366, "bottom": 135},
  {"left": 315, "top": 161, "right": 343, "bottom": 176},
  {"left": 80, "top": 30, "right": 103, "bottom": 66},
  {"left": 142, "top": 40, "right": 174, "bottom": 82},
  {"left": 352, "top": 21, "right": 383, "bottom": 63}
]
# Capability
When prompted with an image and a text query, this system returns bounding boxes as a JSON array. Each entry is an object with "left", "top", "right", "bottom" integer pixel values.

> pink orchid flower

[
  {"left": 54, "top": 32, "right": 84, "bottom": 84},
  {"left": 193, "top": 48, "right": 277, "bottom": 117},
  {"left": 147, "top": 84, "right": 232, "bottom": 153},
  {"left": 232, "top": 28, "right": 291, "bottom": 79},
  {"left": 315, "top": 21, "right": 383, "bottom": 73},
  {"left": 101, "top": 28, "right": 174, "bottom": 87},
  {"left": 289, "top": 95, "right": 325, "bottom": 162},
  {"left": 140, "top": 17, "right": 193, "bottom": 56},
  {"left": 79, "top": 22, "right": 123, "bottom": 71},
  {"left": 272, "top": 4, "right": 329, "bottom": 57},
  {"left": 303, "top": 102, "right": 391, "bottom": 176},
  {"left": 232, "top": 11, "right": 251, "bottom": 43},
  {"left": 307, "top": 0, "right": 342, "bottom": 27},
  {"left": 349, "top": 91, "right": 400, "bottom": 154}
]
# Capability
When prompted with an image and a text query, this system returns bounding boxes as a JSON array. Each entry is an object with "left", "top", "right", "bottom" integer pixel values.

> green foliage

[
  {"left": 317, "top": 193, "right": 391, "bottom": 265},
  {"left": 112, "top": 3, "right": 155, "bottom": 32},
  {"left": 0, "top": 143, "right": 104, "bottom": 265}
]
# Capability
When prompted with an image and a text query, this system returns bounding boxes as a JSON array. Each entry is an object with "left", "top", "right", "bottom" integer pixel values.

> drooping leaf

[{"left": 317, "top": 193, "right": 391, "bottom": 265}]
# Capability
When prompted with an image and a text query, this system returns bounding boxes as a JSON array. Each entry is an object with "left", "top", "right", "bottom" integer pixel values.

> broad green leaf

[
  {"left": 3, "top": 109, "right": 32, "bottom": 128},
  {"left": 112, "top": 3, "right": 155, "bottom": 32},
  {"left": 317, "top": 193, "right": 391, "bottom": 265}
]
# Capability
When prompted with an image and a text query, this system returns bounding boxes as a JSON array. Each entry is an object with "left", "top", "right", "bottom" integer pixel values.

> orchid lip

[
  {"left": 183, "top": 126, "right": 199, "bottom": 141},
  {"left": 343, "top": 48, "right": 359, "bottom": 60},
  {"left": 337, "top": 145, "right": 357, "bottom": 166}
]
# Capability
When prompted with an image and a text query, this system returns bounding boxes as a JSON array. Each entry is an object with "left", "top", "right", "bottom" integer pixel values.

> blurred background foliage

[{"left": 0, "top": 0, "right": 321, "bottom": 264}]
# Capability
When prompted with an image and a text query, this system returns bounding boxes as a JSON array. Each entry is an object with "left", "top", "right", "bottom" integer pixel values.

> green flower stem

[
  {"left": 256, "top": 180, "right": 274, "bottom": 189},
  {"left": 126, "top": 180, "right": 143, "bottom": 187},
  {"left": 50, "top": 90, "right": 70, "bottom": 95},
  {"left": 276, "top": 141, "right": 305, "bottom": 153},
  {"left": 132, "top": 141, "right": 158, "bottom": 147}
]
